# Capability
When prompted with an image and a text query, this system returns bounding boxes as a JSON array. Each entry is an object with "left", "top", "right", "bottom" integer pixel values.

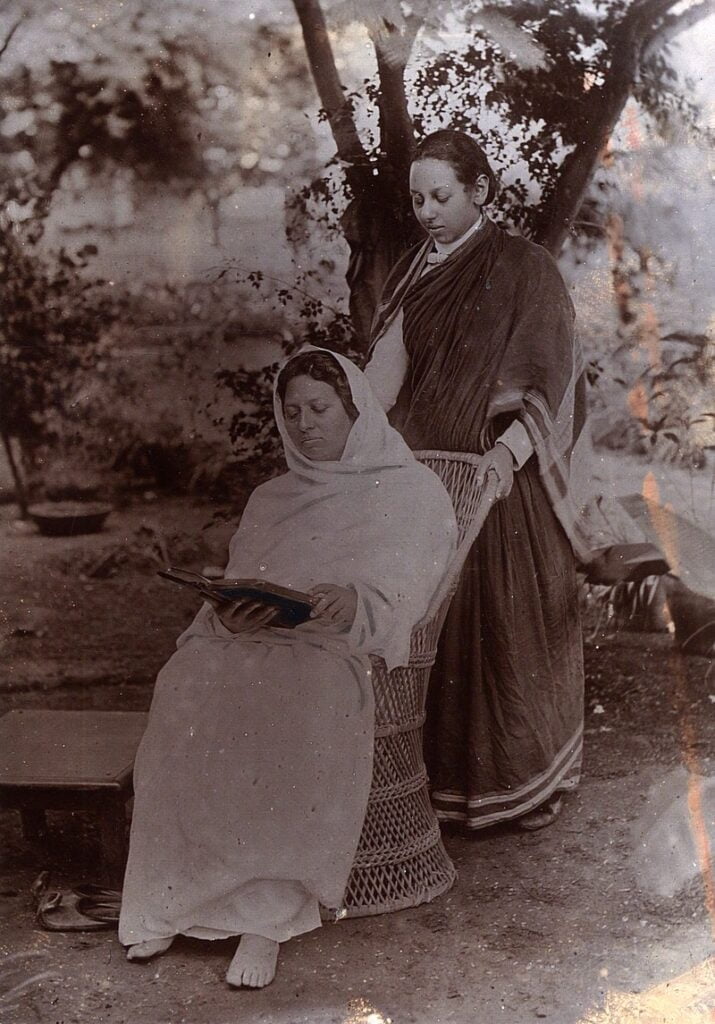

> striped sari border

[
  {"left": 431, "top": 726, "right": 583, "bottom": 829},
  {"left": 433, "top": 723, "right": 582, "bottom": 807}
]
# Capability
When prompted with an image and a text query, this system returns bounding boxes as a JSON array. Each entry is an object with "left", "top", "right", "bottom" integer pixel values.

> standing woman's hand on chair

[
  {"left": 476, "top": 443, "right": 515, "bottom": 501},
  {"left": 308, "top": 584, "right": 358, "bottom": 632}
]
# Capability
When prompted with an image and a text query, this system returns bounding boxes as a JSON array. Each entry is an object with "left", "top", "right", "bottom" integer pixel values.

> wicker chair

[{"left": 342, "top": 451, "right": 497, "bottom": 917}]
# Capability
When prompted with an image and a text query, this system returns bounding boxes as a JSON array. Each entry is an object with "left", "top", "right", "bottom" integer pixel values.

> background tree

[
  {"left": 290, "top": 0, "right": 713, "bottom": 347},
  {"left": 1, "top": 2, "right": 319, "bottom": 239},
  {"left": 0, "top": 240, "right": 117, "bottom": 516},
  {"left": 0, "top": 0, "right": 323, "bottom": 505},
  {"left": 0, "top": 4, "right": 209, "bottom": 512}
]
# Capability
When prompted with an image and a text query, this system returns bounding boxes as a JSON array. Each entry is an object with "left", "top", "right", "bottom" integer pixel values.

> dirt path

[{"left": 1, "top": 497, "right": 713, "bottom": 1024}]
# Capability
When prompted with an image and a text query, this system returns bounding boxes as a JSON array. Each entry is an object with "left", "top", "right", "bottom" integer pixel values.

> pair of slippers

[{"left": 32, "top": 871, "right": 121, "bottom": 931}]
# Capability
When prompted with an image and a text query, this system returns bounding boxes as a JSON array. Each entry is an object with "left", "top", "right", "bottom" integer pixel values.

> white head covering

[
  {"left": 225, "top": 348, "right": 457, "bottom": 670},
  {"left": 273, "top": 346, "right": 416, "bottom": 480}
]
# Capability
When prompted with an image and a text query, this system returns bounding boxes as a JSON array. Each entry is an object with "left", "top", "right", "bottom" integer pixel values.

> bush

[
  {"left": 0, "top": 234, "right": 119, "bottom": 511},
  {"left": 211, "top": 265, "right": 360, "bottom": 484}
]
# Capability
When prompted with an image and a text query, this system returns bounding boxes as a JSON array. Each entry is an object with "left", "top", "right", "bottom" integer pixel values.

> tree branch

[
  {"left": 536, "top": 0, "right": 687, "bottom": 253},
  {"left": 614, "top": 0, "right": 679, "bottom": 78},
  {"left": 643, "top": 0, "right": 715, "bottom": 60},
  {"left": 291, "top": 0, "right": 369, "bottom": 180},
  {"left": 0, "top": 15, "right": 23, "bottom": 62},
  {"left": 374, "top": 30, "right": 418, "bottom": 170}
]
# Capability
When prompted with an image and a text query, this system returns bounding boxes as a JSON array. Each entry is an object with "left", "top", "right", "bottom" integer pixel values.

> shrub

[{"left": 0, "top": 234, "right": 118, "bottom": 512}]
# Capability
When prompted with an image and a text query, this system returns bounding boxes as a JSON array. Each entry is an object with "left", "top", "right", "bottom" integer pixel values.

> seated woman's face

[{"left": 282, "top": 374, "right": 356, "bottom": 461}]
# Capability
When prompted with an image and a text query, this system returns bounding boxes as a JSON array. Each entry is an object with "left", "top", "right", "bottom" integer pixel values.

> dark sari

[{"left": 370, "top": 219, "right": 585, "bottom": 827}]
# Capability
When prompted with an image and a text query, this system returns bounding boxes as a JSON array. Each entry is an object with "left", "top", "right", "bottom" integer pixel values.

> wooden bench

[{"left": 0, "top": 710, "right": 147, "bottom": 883}]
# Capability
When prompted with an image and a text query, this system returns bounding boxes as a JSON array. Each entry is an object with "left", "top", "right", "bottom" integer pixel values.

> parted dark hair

[
  {"left": 413, "top": 130, "right": 498, "bottom": 204},
  {"left": 277, "top": 350, "right": 359, "bottom": 421}
]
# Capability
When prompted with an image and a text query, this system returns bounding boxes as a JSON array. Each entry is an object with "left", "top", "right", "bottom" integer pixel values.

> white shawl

[{"left": 222, "top": 348, "right": 457, "bottom": 670}]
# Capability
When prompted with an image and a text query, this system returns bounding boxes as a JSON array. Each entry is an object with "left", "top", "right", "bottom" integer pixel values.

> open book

[{"left": 157, "top": 567, "right": 314, "bottom": 628}]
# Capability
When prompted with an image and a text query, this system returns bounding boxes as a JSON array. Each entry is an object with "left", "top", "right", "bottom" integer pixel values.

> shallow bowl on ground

[{"left": 28, "top": 501, "right": 113, "bottom": 537}]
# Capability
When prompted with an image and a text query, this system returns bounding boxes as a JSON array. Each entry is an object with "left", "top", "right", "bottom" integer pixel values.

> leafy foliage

[
  {"left": 1, "top": 1, "right": 709, "bottom": 494},
  {"left": 0, "top": 10, "right": 215, "bottom": 507},
  {"left": 0, "top": 52, "right": 208, "bottom": 238},
  {"left": 278, "top": 0, "right": 714, "bottom": 475},
  {"left": 0, "top": 234, "right": 118, "bottom": 466},
  {"left": 212, "top": 266, "right": 358, "bottom": 481},
  {"left": 291, "top": 0, "right": 710, "bottom": 247}
]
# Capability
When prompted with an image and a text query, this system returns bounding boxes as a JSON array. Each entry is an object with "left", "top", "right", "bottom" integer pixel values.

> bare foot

[
  {"left": 126, "top": 936, "right": 174, "bottom": 961},
  {"left": 226, "top": 934, "right": 279, "bottom": 988}
]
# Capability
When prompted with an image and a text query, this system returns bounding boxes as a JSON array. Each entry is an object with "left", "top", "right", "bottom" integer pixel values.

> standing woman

[{"left": 365, "top": 129, "right": 592, "bottom": 831}]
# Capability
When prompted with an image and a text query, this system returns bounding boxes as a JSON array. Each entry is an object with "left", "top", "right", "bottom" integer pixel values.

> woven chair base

[
  {"left": 343, "top": 725, "right": 458, "bottom": 917},
  {"left": 341, "top": 453, "right": 493, "bottom": 919},
  {"left": 342, "top": 844, "right": 456, "bottom": 918}
]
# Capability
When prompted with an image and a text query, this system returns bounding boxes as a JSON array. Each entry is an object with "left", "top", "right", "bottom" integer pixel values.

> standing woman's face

[{"left": 409, "top": 158, "right": 488, "bottom": 245}]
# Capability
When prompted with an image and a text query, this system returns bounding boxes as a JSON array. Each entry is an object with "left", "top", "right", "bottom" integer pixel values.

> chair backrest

[{"left": 413, "top": 450, "right": 498, "bottom": 632}]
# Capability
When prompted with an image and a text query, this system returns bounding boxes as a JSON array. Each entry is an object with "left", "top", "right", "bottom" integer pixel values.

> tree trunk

[
  {"left": 293, "top": 0, "right": 377, "bottom": 346},
  {"left": 292, "top": 0, "right": 421, "bottom": 349},
  {"left": 341, "top": 183, "right": 415, "bottom": 348},
  {"left": 535, "top": 86, "right": 632, "bottom": 255},
  {"left": 1, "top": 430, "right": 29, "bottom": 519},
  {"left": 343, "top": 28, "right": 425, "bottom": 348}
]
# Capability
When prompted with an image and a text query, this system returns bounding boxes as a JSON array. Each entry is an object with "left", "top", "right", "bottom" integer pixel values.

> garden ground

[{"left": 1, "top": 457, "right": 713, "bottom": 1024}]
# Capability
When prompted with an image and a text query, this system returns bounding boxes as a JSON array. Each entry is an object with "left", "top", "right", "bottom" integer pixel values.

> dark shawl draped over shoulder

[{"left": 370, "top": 219, "right": 595, "bottom": 564}]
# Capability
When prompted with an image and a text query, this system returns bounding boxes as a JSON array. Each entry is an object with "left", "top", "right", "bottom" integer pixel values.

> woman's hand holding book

[
  {"left": 205, "top": 595, "right": 279, "bottom": 635},
  {"left": 200, "top": 579, "right": 358, "bottom": 634},
  {"left": 307, "top": 584, "right": 357, "bottom": 632}
]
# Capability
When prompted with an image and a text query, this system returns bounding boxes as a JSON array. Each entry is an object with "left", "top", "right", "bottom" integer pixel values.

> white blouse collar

[{"left": 433, "top": 211, "right": 485, "bottom": 256}]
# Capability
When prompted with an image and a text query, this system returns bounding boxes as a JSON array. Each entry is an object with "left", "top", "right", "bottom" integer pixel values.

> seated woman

[{"left": 118, "top": 348, "right": 457, "bottom": 989}]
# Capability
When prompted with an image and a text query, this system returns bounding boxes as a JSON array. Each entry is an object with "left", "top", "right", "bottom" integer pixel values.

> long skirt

[
  {"left": 119, "top": 627, "right": 373, "bottom": 945},
  {"left": 424, "top": 459, "right": 584, "bottom": 829}
]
